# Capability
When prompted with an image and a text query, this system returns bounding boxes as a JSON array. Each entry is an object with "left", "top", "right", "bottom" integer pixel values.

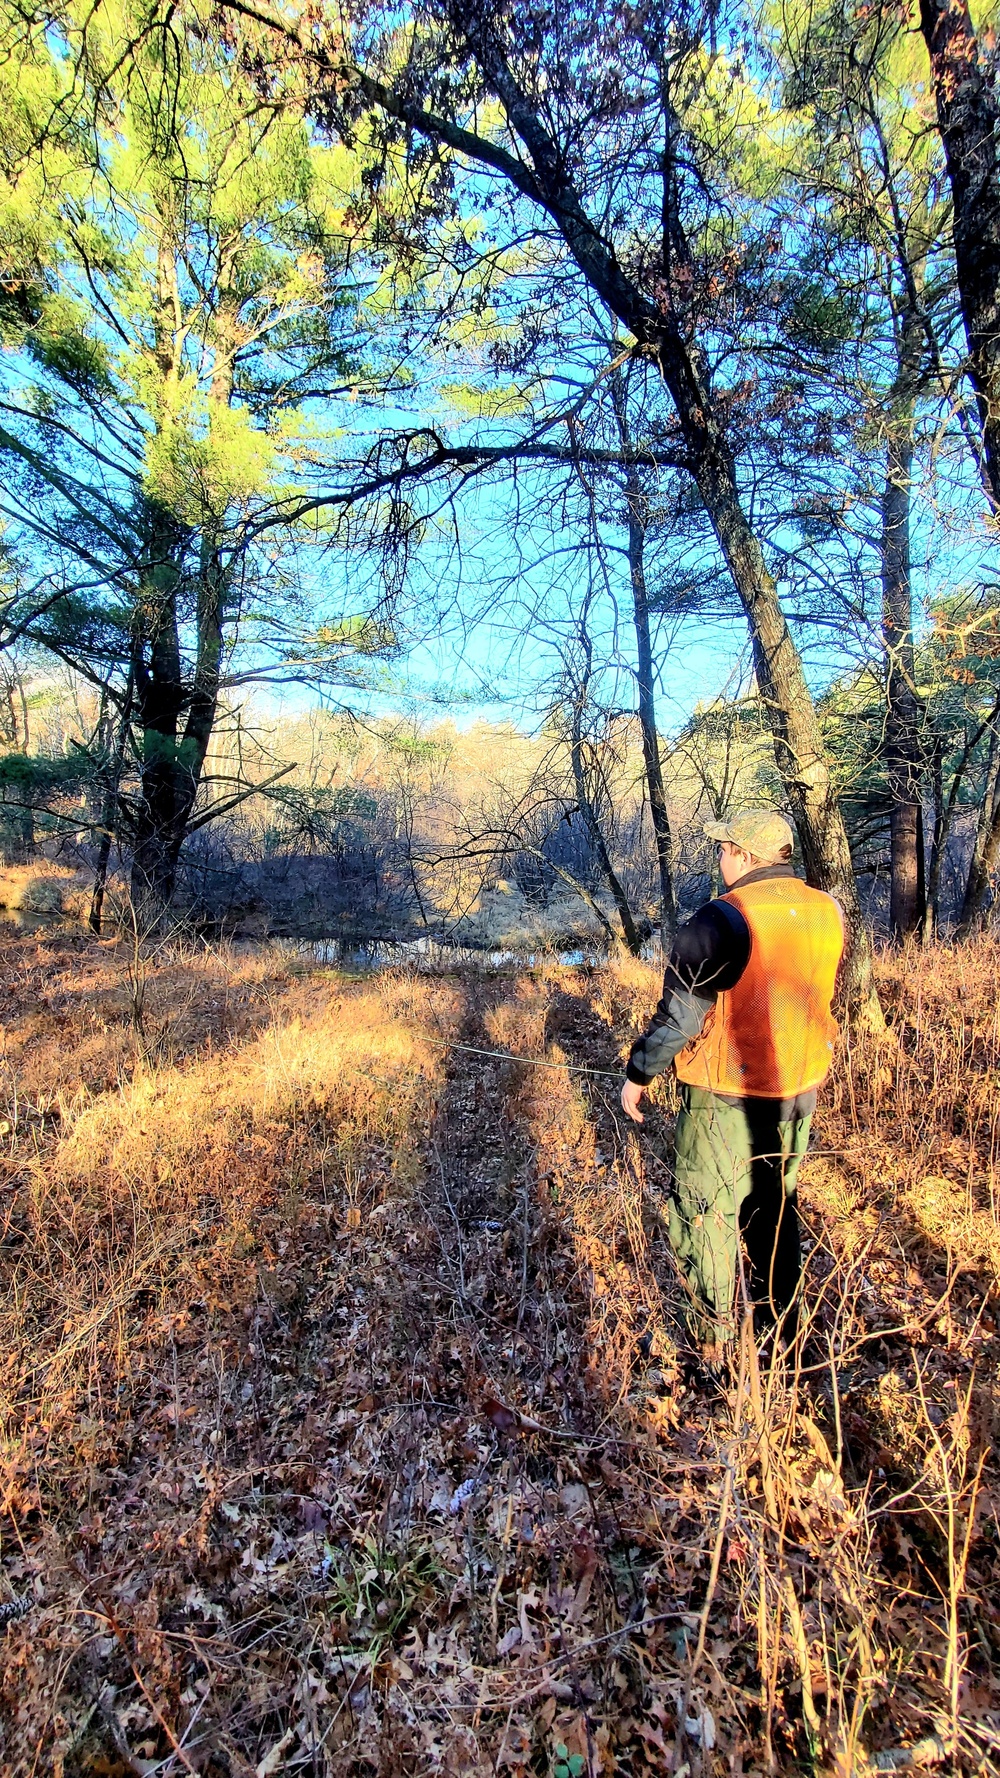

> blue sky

[{"left": 3, "top": 42, "right": 994, "bottom": 756}]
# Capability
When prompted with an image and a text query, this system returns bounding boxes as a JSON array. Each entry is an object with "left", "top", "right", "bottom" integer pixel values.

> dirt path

[{"left": 359, "top": 972, "right": 709, "bottom": 1775}]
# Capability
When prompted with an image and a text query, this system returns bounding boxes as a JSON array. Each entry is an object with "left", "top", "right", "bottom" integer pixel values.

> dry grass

[
  {"left": 0, "top": 862, "right": 93, "bottom": 920},
  {"left": 0, "top": 931, "right": 457, "bottom": 1505},
  {"left": 0, "top": 931, "right": 997, "bottom": 1775}
]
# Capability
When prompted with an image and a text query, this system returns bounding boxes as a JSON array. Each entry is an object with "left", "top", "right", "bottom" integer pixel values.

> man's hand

[{"left": 621, "top": 1079, "right": 646, "bottom": 1124}]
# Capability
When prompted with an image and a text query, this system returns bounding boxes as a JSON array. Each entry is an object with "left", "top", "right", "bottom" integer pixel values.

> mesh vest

[{"left": 673, "top": 876, "right": 844, "bottom": 1099}]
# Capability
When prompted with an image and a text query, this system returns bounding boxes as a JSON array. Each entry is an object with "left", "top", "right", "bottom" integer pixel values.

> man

[{"left": 621, "top": 809, "right": 844, "bottom": 1354}]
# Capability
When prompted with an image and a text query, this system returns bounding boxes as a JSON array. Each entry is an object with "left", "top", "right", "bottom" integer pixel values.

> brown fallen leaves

[{"left": 0, "top": 933, "right": 998, "bottom": 1773}]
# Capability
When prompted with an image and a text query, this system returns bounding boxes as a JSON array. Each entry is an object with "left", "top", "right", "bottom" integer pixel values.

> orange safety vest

[{"left": 673, "top": 876, "right": 844, "bottom": 1099}]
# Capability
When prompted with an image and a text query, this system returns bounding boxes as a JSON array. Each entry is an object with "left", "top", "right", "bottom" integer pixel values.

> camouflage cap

[{"left": 703, "top": 808, "right": 795, "bottom": 863}]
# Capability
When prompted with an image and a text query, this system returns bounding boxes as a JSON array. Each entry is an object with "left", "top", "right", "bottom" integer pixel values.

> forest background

[{"left": 4, "top": 0, "right": 1000, "bottom": 973}]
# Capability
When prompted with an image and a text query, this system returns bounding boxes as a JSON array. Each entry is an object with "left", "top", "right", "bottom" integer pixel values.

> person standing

[{"left": 621, "top": 809, "right": 844, "bottom": 1355}]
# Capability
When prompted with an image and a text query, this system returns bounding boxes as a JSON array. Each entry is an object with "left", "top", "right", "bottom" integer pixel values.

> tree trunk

[
  {"left": 957, "top": 723, "right": 1000, "bottom": 931},
  {"left": 129, "top": 523, "right": 227, "bottom": 919},
  {"left": 920, "top": 0, "right": 1000, "bottom": 514},
  {"left": 609, "top": 374, "right": 678, "bottom": 937},
  {"left": 684, "top": 434, "right": 875, "bottom": 1005},
  {"left": 129, "top": 262, "right": 234, "bottom": 922},
  {"left": 568, "top": 620, "right": 643, "bottom": 955},
  {"left": 624, "top": 479, "right": 677, "bottom": 938},
  {"left": 130, "top": 499, "right": 190, "bottom": 918},
  {"left": 959, "top": 799, "right": 1000, "bottom": 934},
  {"left": 959, "top": 793, "right": 1000, "bottom": 933},
  {"left": 881, "top": 307, "right": 926, "bottom": 939},
  {"left": 90, "top": 673, "right": 134, "bottom": 934}
]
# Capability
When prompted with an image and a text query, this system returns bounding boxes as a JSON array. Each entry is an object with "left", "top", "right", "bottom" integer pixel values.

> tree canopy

[{"left": 1, "top": 0, "right": 1000, "bottom": 951}]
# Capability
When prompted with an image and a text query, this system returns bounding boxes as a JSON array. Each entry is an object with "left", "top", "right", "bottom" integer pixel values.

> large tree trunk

[
  {"left": 130, "top": 265, "right": 233, "bottom": 922},
  {"left": 130, "top": 522, "right": 227, "bottom": 919},
  {"left": 684, "top": 431, "right": 874, "bottom": 1004},
  {"left": 881, "top": 308, "right": 926, "bottom": 939},
  {"left": 130, "top": 498, "right": 190, "bottom": 917},
  {"left": 920, "top": 0, "right": 1000, "bottom": 514}
]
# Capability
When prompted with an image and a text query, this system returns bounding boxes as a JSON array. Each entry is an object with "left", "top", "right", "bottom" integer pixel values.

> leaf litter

[{"left": 0, "top": 932, "right": 997, "bottom": 1773}]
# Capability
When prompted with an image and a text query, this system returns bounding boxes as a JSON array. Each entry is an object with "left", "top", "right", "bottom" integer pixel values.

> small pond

[{"left": 273, "top": 933, "right": 664, "bottom": 971}]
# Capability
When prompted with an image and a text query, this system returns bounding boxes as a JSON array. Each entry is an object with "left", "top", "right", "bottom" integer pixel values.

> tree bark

[
  {"left": 129, "top": 553, "right": 228, "bottom": 920},
  {"left": 130, "top": 495, "right": 190, "bottom": 917},
  {"left": 129, "top": 257, "right": 234, "bottom": 920},
  {"left": 90, "top": 673, "right": 134, "bottom": 934},
  {"left": 881, "top": 307, "right": 926, "bottom": 938},
  {"left": 129, "top": 545, "right": 228, "bottom": 917},
  {"left": 568, "top": 617, "right": 644, "bottom": 955},
  {"left": 958, "top": 730, "right": 1000, "bottom": 931},
  {"left": 625, "top": 487, "right": 677, "bottom": 938},
  {"left": 920, "top": 0, "right": 1000, "bottom": 514},
  {"left": 608, "top": 373, "right": 677, "bottom": 936}
]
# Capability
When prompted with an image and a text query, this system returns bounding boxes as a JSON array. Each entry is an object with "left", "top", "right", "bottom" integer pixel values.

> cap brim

[{"left": 703, "top": 821, "right": 731, "bottom": 843}]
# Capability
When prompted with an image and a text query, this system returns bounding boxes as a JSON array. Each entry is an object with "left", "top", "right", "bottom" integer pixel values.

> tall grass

[{"left": 502, "top": 945, "right": 1000, "bottom": 1771}]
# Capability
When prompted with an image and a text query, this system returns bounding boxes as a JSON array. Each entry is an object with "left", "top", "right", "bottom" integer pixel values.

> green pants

[{"left": 667, "top": 1084, "right": 811, "bottom": 1345}]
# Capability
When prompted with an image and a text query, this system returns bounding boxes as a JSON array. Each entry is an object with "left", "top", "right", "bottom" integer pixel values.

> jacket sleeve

[
  {"left": 625, "top": 984, "right": 713, "bottom": 1084},
  {"left": 625, "top": 901, "right": 751, "bottom": 1087}
]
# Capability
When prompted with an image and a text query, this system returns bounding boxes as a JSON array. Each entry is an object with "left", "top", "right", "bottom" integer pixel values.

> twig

[
  {"left": 76, "top": 1594, "right": 201, "bottom": 1776},
  {"left": 671, "top": 1462, "right": 734, "bottom": 1771},
  {"left": 436, "top": 1146, "right": 467, "bottom": 1304},
  {"left": 515, "top": 1173, "right": 530, "bottom": 1333}
]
